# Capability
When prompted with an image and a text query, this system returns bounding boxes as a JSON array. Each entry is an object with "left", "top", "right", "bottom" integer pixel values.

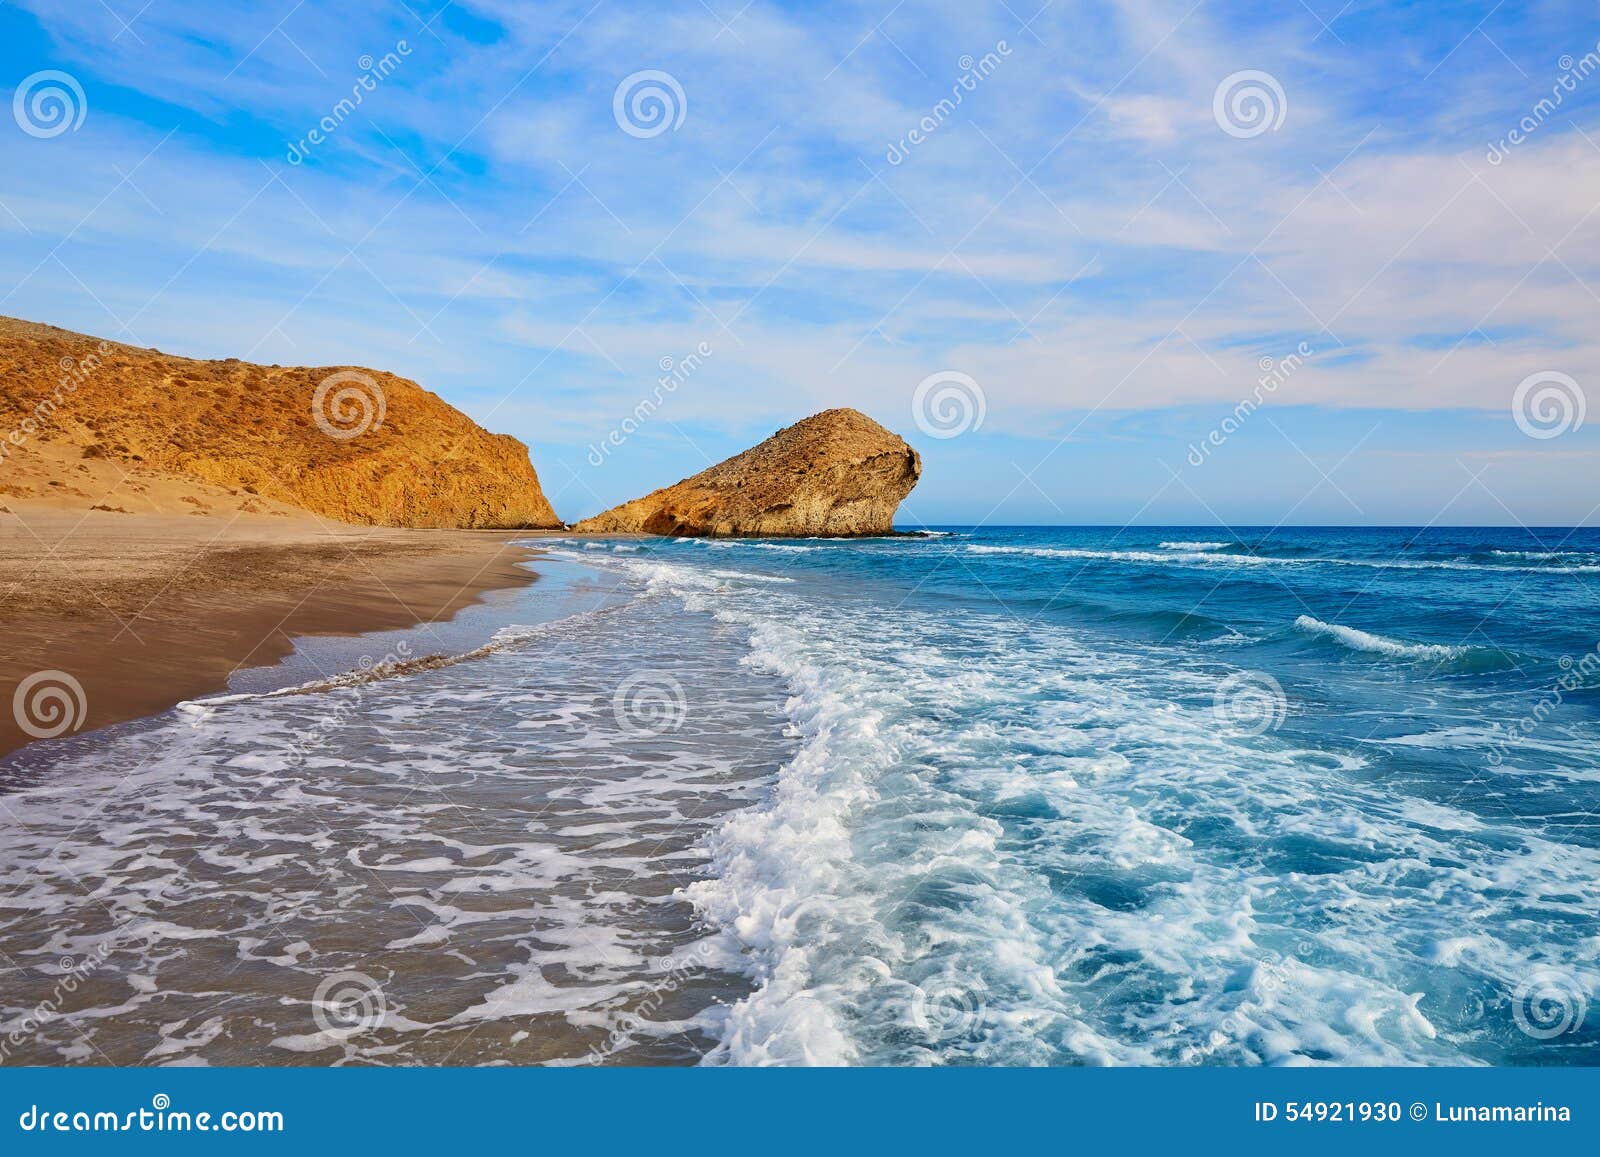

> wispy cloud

[{"left": 1, "top": 0, "right": 1596, "bottom": 523}]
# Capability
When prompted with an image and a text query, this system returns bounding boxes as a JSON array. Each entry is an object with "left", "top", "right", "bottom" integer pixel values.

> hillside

[{"left": 0, "top": 317, "right": 561, "bottom": 529}]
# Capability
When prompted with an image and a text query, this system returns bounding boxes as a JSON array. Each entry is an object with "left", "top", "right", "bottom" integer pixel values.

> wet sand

[{"left": 0, "top": 507, "right": 556, "bottom": 759}]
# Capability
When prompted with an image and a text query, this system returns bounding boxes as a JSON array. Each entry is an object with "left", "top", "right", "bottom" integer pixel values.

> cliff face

[
  {"left": 0, "top": 317, "right": 561, "bottom": 529},
  {"left": 575, "top": 408, "right": 921, "bottom": 537}
]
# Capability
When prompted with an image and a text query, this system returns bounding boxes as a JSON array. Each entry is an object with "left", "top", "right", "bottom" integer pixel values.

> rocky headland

[{"left": 574, "top": 407, "right": 921, "bottom": 537}]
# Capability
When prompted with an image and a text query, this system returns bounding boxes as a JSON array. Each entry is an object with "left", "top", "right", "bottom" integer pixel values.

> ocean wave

[
  {"left": 967, "top": 544, "right": 1600, "bottom": 575},
  {"left": 1487, "top": 549, "right": 1598, "bottom": 563},
  {"left": 2, "top": 597, "right": 774, "bottom": 1065},
  {"left": 968, "top": 544, "right": 1278, "bottom": 567},
  {"left": 699, "top": 540, "right": 810, "bottom": 552},
  {"left": 552, "top": 548, "right": 798, "bottom": 593},
  {"left": 1159, "top": 541, "right": 1228, "bottom": 551},
  {"left": 605, "top": 554, "right": 1509, "bottom": 1066},
  {"left": 1105, "top": 606, "right": 1235, "bottom": 640},
  {"left": 709, "top": 569, "right": 795, "bottom": 584},
  {"left": 1292, "top": 615, "right": 1510, "bottom": 669},
  {"left": 12, "top": 536, "right": 1597, "bottom": 1068},
  {"left": 177, "top": 620, "right": 598, "bottom": 715}
]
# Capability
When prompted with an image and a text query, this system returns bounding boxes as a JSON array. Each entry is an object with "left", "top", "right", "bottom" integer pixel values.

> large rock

[
  {"left": 0, "top": 316, "right": 562, "bottom": 528},
  {"left": 575, "top": 408, "right": 921, "bottom": 537}
]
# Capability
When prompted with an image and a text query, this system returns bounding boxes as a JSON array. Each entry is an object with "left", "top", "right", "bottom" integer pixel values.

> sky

[{"left": 1, "top": 0, "right": 1598, "bottom": 526}]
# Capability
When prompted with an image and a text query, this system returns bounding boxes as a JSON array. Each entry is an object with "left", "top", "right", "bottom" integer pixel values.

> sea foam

[{"left": 1293, "top": 614, "right": 1472, "bottom": 661}]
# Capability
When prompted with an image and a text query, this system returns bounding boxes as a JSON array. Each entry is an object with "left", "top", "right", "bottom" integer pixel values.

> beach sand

[{"left": 0, "top": 504, "right": 554, "bottom": 759}]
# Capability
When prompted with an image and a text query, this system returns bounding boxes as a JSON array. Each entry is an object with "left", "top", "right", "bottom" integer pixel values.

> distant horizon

[{"left": 896, "top": 523, "right": 1600, "bottom": 531}]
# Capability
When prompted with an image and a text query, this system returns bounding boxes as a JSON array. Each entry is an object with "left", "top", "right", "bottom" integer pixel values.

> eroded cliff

[{"left": 0, "top": 317, "right": 561, "bottom": 528}]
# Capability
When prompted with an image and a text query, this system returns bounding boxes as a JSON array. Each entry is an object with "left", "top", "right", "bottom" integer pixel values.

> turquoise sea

[{"left": 2, "top": 526, "right": 1597, "bottom": 1066}]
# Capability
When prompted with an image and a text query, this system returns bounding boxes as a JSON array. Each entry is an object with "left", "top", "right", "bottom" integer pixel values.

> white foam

[
  {"left": 1159, "top": 541, "right": 1228, "bottom": 551},
  {"left": 1293, "top": 615, "right": 1471, "bottom": 661},
  {"left": 1489, "top": 549, "right": 1596, "bottom": 562},
  {"left": 968, "top": 544, "right": 1265, "bottom": 567},
  {"left": 595, "top": 554, "right": 1540, "bottom": 1066},
  {"left": 967, "top": 543, "right": 1600, "bottom": 575},
  {"left": 8, "top": 537, "right": 1598, "bottom": 1069}
]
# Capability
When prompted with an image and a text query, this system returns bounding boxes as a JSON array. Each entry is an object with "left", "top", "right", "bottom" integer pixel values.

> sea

[{"left": 1, "top": 526, "right": 1597, "bottom": 1067}]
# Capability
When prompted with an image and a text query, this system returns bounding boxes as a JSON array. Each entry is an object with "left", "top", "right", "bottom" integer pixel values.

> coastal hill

[
  {"left": 0, "top": 316, "right": 562, "bottom": 529},
  {"left": 575, "top": 408, "right": 921, "bottom": 537}
]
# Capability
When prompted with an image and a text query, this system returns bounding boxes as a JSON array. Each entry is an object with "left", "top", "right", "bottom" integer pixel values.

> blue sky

[{"left": 2, "top": 0, "right": 1598, "bottom": 525}]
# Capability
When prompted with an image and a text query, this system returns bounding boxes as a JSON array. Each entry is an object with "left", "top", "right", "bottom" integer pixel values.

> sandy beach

[{"left": 0, "top": 505, "right": 552, "bottom": 759}]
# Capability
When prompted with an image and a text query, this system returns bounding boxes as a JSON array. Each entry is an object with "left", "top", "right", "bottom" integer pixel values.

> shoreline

[{"left": 0, "top": 507, "right": 559, "bottom": 760}]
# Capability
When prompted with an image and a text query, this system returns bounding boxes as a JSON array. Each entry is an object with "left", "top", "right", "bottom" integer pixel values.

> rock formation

[
  {"left": 0, "top": 316, "right": 562, "bottom": 528},
  {"left": 575, "top": 408, "right": 920, "bottom": 537}
]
